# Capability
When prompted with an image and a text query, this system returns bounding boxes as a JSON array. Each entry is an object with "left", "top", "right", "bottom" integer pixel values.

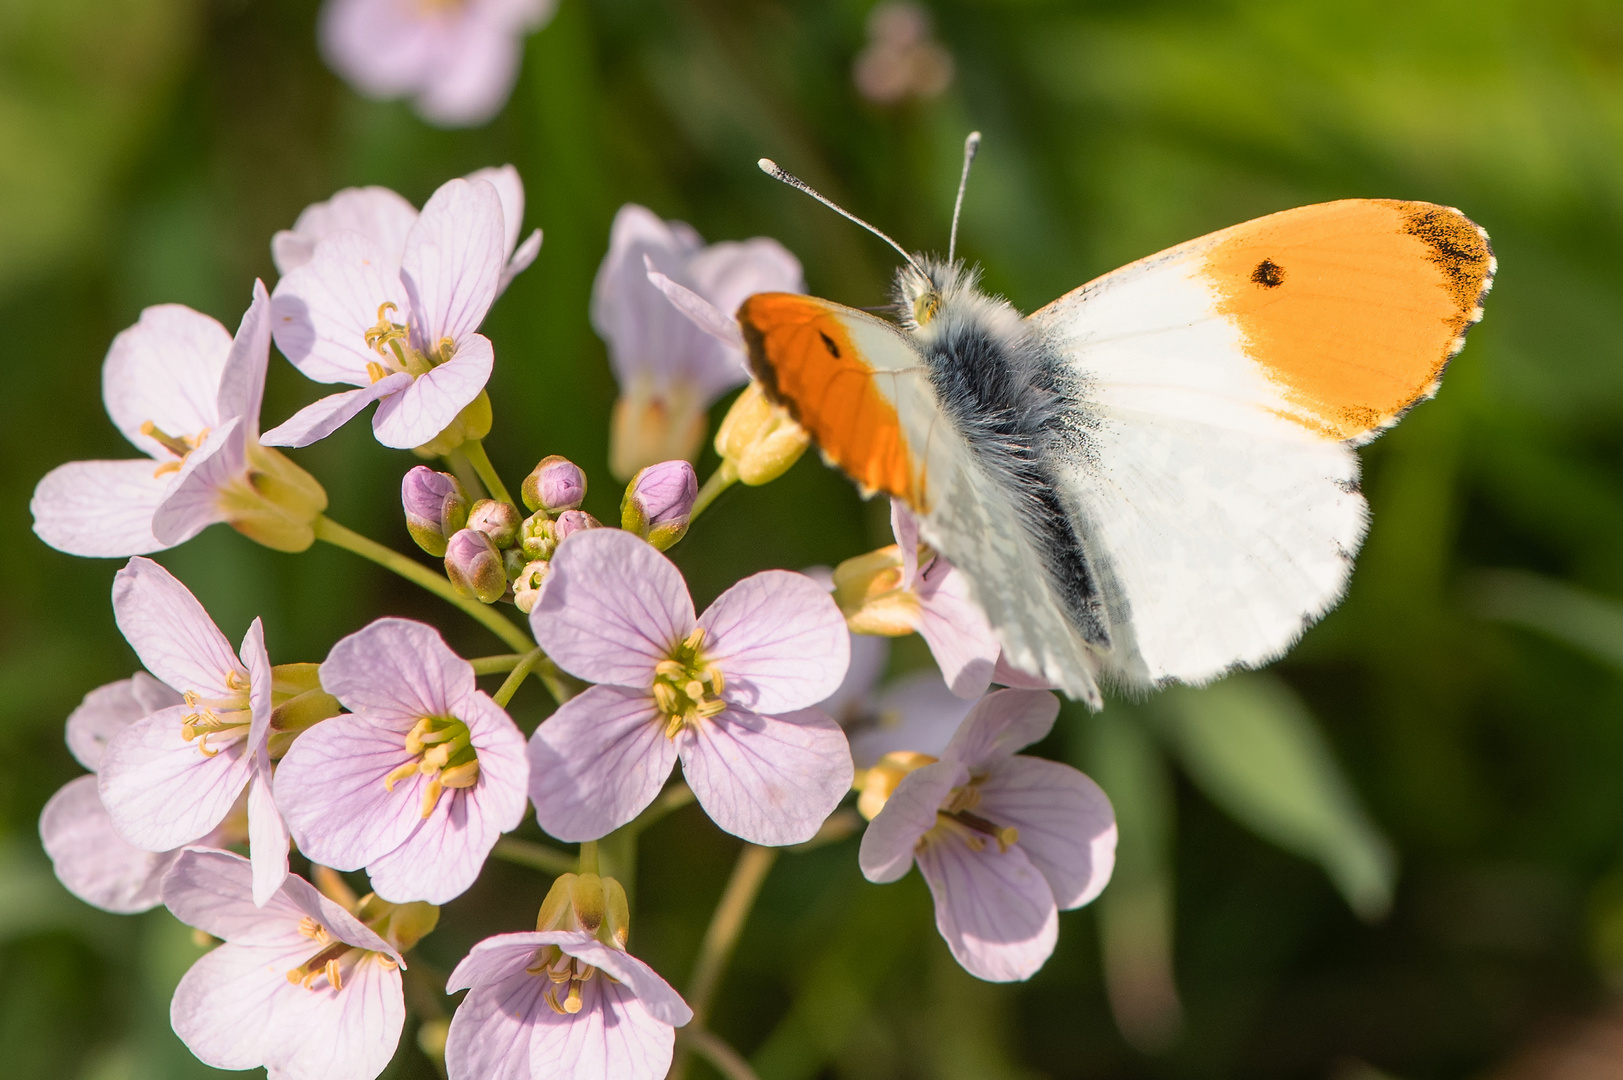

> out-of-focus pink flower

[
  {"left": 527, "top": 528, "right": 852, "bottom": 846},
  {"left": 318, "top": 0, "right": 557, "bottom": 128},
  {"left": 266, "top": 177, "right": 515, "bottom": 450},
  {"left": 592, "top": 204, "right": 803, "bottom": 479},
  {"left": 852, "top": 1, "right": 955, "bottom": 105},
  {"left": 858, "top": 689, "right": 1116, "bottom": 982},
  {"left": 274, "top": 618, "right": 528, "bottom": 904},
  {"left": 445, "top": 929, "right": 692, "bottom": 1080},
  {"left": 32, "top": 282, "right": 326, "bottom": 557},
  {"left": 816, "top": 634, "right": 976, "bottom": 770},
  {"left": 163, "top": 849, "right": 406, "bottom": 1080},
  {"left": 96, "top": 558, "right": 289, "bottom": 906}
]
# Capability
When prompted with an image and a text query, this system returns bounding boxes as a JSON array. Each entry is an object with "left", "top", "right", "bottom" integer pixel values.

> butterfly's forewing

[{"left": 1032, "top": 198, "right": 1494, "bottom": 684}]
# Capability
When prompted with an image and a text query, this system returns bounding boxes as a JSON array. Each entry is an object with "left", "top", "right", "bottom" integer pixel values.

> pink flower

[
  {"left": 266, "top": 176, "right": 515, "bottom": 450},
  {"left": 858, "top": 689, "right": 1116, "bottom": 982},
  {"left": 96, "top": 557, "right": 289, "bottom": 905},
  {"left": 32, "top": 282, "right": 325, "bottom": 556},
  {"left": 318, "top": 0, "right": 557, "bottom": 127},
  {"left": 163, "top": 849, "right": 405, "bottom": 1080},
  {"left": 445, "top": 930, "right": 693, "bottom": 1080},
  {"left": 592, "top": 203, "right": 803, "bottom": 478},
  {"left": 528, "top": 528, "right": 852, "bottom": 846},
  {"left": 273, "top": 618, "right": 528, "bottom": 904},
  {"left": 817, "top": 635, "right": 976, "bottom": 770}
]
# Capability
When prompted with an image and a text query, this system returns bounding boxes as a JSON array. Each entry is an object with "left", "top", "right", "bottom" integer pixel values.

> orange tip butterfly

[{"left": 738, "top": 134, "right": 1495, "bottom": 707}]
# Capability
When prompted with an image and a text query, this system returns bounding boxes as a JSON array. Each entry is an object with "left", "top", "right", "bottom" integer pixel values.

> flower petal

[
  {"left": 526, "top": 978, "right": 677, "bottom": 1080},
  {"left": 98, "top": 704, "right": 255, "bottom": 851},
  {"left": 40, "top": 775, "right": 175, "bottom": 913},
  {"left": 530, "top": 528, "right": 695, "bottom": 687},
  {"left": 848, "top": 668, "right": 976, "bottom": 770},
  {"left": 818, "top": 632, "right": 889, "bottom": 727},
  {"left": 112, "top": 556, "right": 244, "bottom": 697},
  {"left": 65, "top": 673, "right": 180, "bottom": 772},
  {"left": 891, "top": 499, "right": 920, "bottom": 590},
  {"left": 320, "top": 617, "right": 476, "bottom": 722},
  {"left": 414, "top": 23, "right": 526, "bottom": 128},
  {"left": 260, "top": 375, "right": 413, "bottom": 448},
  {"left": 553, "top": 935, "right": 693, "bottom": 1027},
  {"left": 941, "top": 688, "right": 1060, "bottom": 768},
  {"left": 216, "top": 280, "right": 272, "bottom": 441},
  {"left": 680, "top": 706, "right": 852, "bottom": 847},
  {"left": 369, "top": 335, "right": 492, "bottom": 449},
  {"left": 591, "top": 204, "right": 706, "bottom": 391},
  {"left": 465, "top": 164, "right": 527, "bottom": 264},
  {"left": 249, "top": 763, "right": 290, "bottom": 907},
  {"left": 979, "top": 756, "right": 1117, "bottom": 910},
  {"left": 991, "top": 653, "right": 1057, "bottom": 691},
  {"left": 272, "top": 185, "right": 419, "bottom": 276},
  {"left": 644, "top": 259, "right": 744, "bottom": 351},
  {"left": 527, "top": 685, "right": 675, "bottom": 842},
  {"left": 701, "top": 570, "right": 850, "bottom": 715},
  {"left": 916, "top": 836, "right": 1060, "bottom": 983},
  {"left": 503, "top": 228, "right": 543, "bottom": 293},
  {"left": 446, "top": 960, "right": 549, "bottom": 1080},
  {"left": 30, "top": 458, "right": 173, "bottom": 557},
  {"left": 858, "top": 759, "right": 964, "bottom": 884},
  {"left": 150, "top": 416, "right": 244, "bottom": 546},
  {"left": 915, "top": 557, "right": 1000, "bottom": 699},
  {"left": 318, "top": 0, "right": 439, "bottom": 100},
  {"left": 271, "top": 230, "right": 408, "bottom": 386},
  {"left": 102, "top": 304, "right": 231, "bottom": 455},
  {"left": 265, "top": 951, "right": 404, "bottom": 1080},
  {"left": 401, "top": 177, "right": 504, "bottom": 345}
]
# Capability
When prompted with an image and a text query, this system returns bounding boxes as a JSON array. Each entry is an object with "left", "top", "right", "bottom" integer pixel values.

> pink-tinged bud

[
  {"left": 402, "top": 467, "right": 469, "bottom": 557},
  {"left": 621, "top": 460, "right": 698, "bottom": 551},
  {"left": 513, "top": 560, "right": 550, "bottom": 614},
  {"left": 522, "top": 455, "right": 587, "bottom": 513},
  {"left": 519, "top": 512, "right": 556, "bottom": 561},
  {"left": 551, "top": 510, "right": 602, "bottom": 544},
  {"left": 444, "top": 528, "right": 506, "bottom": 604},
  {"left": 467, "top": 498, "right": 521, "bottom": 548}
]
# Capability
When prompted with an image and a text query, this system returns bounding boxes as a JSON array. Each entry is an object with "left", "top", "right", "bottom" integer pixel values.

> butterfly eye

[{"left": 913, "top": 291, "right": 941, "bottom": 325}]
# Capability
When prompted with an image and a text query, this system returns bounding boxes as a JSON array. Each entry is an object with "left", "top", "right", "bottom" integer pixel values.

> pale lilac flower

[
  {"left": 528, "top": 528, "right": 852, "bottom": 846},
  {"left": 318, "top": 0, "right": 556, "bottom": 127},
  {"left": 274, "top": 618, "right": 528, "bottom": 904},
  {"left": 163, "top": 849, "right": 405, "bottom": 1080},
  {"left": 859, "top": 689, "right": 1117, "bottom": 983},
  {"left": 97, "top": 557, "right": 289, "bottom": 906},
  {"left": 592, "top": 203, "right": 803, "bottom": 478},
  {"left": 32, "top": 282, "right": 325, "bottom": 557},
  {"left": 817, "top": 635, "right": 975, "bottom": 770},
  {"left": 266, "top": 176, "right": 514, "bottom": 450},
  {"left": 445, "top": 930, "right": 692, "bottom": 1080}
]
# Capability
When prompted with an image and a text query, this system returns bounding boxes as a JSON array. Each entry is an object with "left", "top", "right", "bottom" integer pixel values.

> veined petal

[
  {"left": 700, "top": 570, "right": 850, "bottom": 715},
  {"left": 273, "top": 185, "right": 419, "bottom": 276},
  {"left": 817, "top": 632, "right": 889, "bottom": 727},
  {"left": 527, "top": 685, "right": 675, "bottom": 842},
  {"left": 263, "top": 950, "right": 404, "bottom": 1080},
  {"left": 40, "top": 775, "right": 175, "bottom": 913},
  {"left": 150, "top": 416, "right": 245, "bottom": 547},
  {"left": 644, "top": 260, "right": 745, "bottom": 352},
  {"left": 978, "top": 756, "right": 1117, "bottom": 910},
  {"left": 503, "top": 228, "right": 542, "bottom": 293},
  {"left": 66, "top": 673, "right": 180, "bottom": 772},
  {"left": 103, "top": 304, "right": 231, "bottom": 456},
  {"left": 217, "top": 281, "right": 273, "bottom": 441},
  {"left": 530, "top": 528, "right": 695, "bottom": 687},
  {"left": 684, "top": 234, "right": 804, "bottom": 324},
  {"left": 369, "top": 335, "right": 492, "bottom": 449},
  {"left": 112, "top": 557, "right": 243, "bottom": 696},
  {"left": 941, "top": 689, "right": 1060, "bottom": 768},
  {"left": 554, "top": 935, "right": 693, "bottom": 1027},
  {"left": 848, "top": 668, "right": 975, "bottom": 769},
  {"left": 679, "top": 706, "right": 852, "bottom": 847},
  {"left": 445, "top": 959, "right": 548, "bottom": 1080},
  {"left": 891, "top": 499, "right": 920, "bottom": 590},
  {"left": 271, "top": 231, "right": 408, "bottom": 386},
  {"left": 31, "top": 458, "right": 173, "bottom": 557},
  {"left": 915, "top": 557, "right": 1000, "bottom": 700},
  {"left": 401, "top": 177, "right": 504, "bottom": 346},
  {"left": 243, "top": 617, "right": 273, "bottom": 754},
  {"left": 526, "top": 976, "right": 677, "bottom": 1080},
  {"left": 916, "top": 836, "right": 1059, "bottom": 983},
  {"left": 465, "top": 164, "right": 526, "bottom": 263},
  {"left": 248, "top": 762, "right": 290, "bottom": 907},
  {"left": 260, "top": 375, "right": 412, "bottom": 448},
  {"left": 98, "top": 704, "right": 254, "bottom": 852},
  {"left": 858, "top": 759, "right": 964, "bottom": 884},
  {"left": 462, "top": 691, "right": 530, "bottom": 833},
  {"left": 446, "top": 932, "right": 548, "bottom": 993},
  {"left": 320, "top": 618, "right": 476, "bottom": 722}
]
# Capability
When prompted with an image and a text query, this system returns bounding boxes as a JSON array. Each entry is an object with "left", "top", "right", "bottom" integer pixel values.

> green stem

[
  {"left": 686, "top": 844, "right": 777, "bottom": 1030},
  {"left": 578, "top": 840, "right": 600, "bottom": 876},
  {"left": 689, "top": 459, "right": 738, "bottom": 525},
  {"left": 443, "top": 448, "right": 486, "bottom": 501},
  {"left": 313, "top": 515, "right": 535, "bottom": 655},
  {"left": 492, "top": 648, "right": 544, "bottom": 708},
  {"left": 680, "top": 1029, "right": 762, "bottom": 1080},
  {"left": 470, "top": 654, "right": 526, "bottom": 675},
  {"left": 492, "top": 838, "right": 578, "bottom": 876},
  {"left": 464, "top": 439, "right": 514, "bottom": 506}
]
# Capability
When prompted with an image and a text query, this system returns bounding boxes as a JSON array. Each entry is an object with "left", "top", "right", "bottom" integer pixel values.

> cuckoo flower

[
  {"left": 273, "top": 618, "right": 528, "bottom": 905},
  {"left": 96, "top": 558, "right": 290, "bottom": 906},
  {"left": 163, "top": 849, "right": 406, "bottom": 1080},
  {"left": 859, "top": 689, "right": 1117, "bottom": 982},
  {"left": 320, "top": 0, "right": 556, "bottom": 127},
  {"left": 266, "top": 176, "right": 512, "bottom": 451},
  {"left": 528, "top": 528, "right": 852, "bottom": 846},
  {"left": 592, "top": 203, "right": 803, "bottom": 478},
  {"left": 818, "top": 635, "right": 976, "bottom": 771},
  {"left": 31, "top": 282, "right": 326, "bottom": 557}
]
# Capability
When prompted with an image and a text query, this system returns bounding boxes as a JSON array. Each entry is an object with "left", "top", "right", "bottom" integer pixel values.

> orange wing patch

[
  {"left": 737, "top": 294, "right": 924, "bottom": 508},
  {"left": 1202, "top": 199, "right": 1494, "bottom": 442}
]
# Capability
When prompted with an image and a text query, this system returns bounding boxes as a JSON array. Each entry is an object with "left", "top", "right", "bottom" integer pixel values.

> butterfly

[{"left": 738, "top": 134, "right": 1494, "bottom": 706}]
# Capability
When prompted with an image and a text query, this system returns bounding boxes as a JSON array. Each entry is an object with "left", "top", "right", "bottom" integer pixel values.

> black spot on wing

[
  {"left": 818, "top": 330, "right": 841, "bottom": 358},
  {"left": 1251, "top": 259, "right": 1286, "bottom": 288}
]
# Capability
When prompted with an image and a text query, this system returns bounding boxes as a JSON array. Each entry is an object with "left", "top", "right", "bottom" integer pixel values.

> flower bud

[
  {"left": 466, "top": 498, "right": 521, "bottom": 548},
  {"left": 715, "top": 381, "right": 810, "bottom": 485},
  {"left": 444, "top": 528, "right": 506, "bottom": 604},
  {"left": 536, "top": 872, "right": 630, "bottom": 948},
  {"left": 519, "top": 512, "right": 556, "bottom": 561},
  {"left": 513, "top": 560, "right": 551, "bottom": 614},
  {"left": 354, "top": 893, "right": 441, "bottom": 952},
  {"left": 401, "top": 467, "right": 469, "bottom": 557},
  {"left": 621, "top": 460, "right": 698, "bottom": 550},
  {"left": 522, "top": 455, "right": 587, "bottom": 513},
  {"left": 413, "top": 390, "right": 493, "bottom": 458},
  {"left": 552, "top": 509, "right": 602, "bottom": 545}
]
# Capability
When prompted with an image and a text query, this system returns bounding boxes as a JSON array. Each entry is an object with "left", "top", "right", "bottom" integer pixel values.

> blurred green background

[{"left": 7, "top": 0, "right": 1623, "bottom": 1077}]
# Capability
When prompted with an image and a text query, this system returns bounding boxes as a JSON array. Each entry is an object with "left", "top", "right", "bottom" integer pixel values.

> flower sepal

[
  {"left": 536, "top": 872, "right": 631, "bottom": 950},
  {"left": 413, "top": 391, "right": 494, "bottom": 458},
  {"left": 715, "top": 381, "right": 810, "bottom": 485},
  {"left": 217, "top": 443, "right": 329, "bottom": 552},
  {"left": 354, "top": 892, "right": 441, "bottom": 954}
]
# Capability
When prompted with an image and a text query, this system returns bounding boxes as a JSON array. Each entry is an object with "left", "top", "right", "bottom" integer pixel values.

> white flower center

[
  {"left": 927, "top": 776, "right": 1019, "bottom": 854},
  {"left": 383, "top": 716, "right": 480, "bottom": 818},
  {"left": 285, "top": 917, "right": 396, "bottom": 992},
  {"left": 180, "top": 670, "right": 252, "bottom": 757},
  {"left": 652, "top": 627, "right": 726, "bottom": 738},
  {"left": 363, "top": 302, "right": 455, "bottom": 384}
]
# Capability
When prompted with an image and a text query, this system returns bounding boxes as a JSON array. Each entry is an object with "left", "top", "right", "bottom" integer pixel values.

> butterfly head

[{"left": 894, "top": 256, "right": 975, "bottom": 332}]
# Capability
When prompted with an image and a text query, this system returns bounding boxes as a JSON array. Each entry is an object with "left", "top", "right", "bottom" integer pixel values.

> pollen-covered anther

[
  {"left": 178, "top": 672, "right": 253, "bottom": 757},
  {"left": 297, "top": 916, "right": 331, "bottom": 946},
  {"left": 382, "top": 716, "right": 480, "bottom": 817},
  {"left": 536, "top": 953, "right": 603, "bottom": 1015},
  {"left": 285, "top": 940, "right": 356, "bottom": 992},
  {"left": 140, "top": 420, "right": 209, "bottom": 477},
  {"left": 652, "top": 629, "right": 727, "bottom": 739}
]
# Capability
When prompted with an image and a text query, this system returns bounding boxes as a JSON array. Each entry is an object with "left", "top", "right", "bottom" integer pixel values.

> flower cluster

[{"left": 34, "top": 162, "right": 1116, "bottom": 1080}]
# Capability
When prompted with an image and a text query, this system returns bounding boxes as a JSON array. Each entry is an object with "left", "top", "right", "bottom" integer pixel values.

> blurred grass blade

[
  {"left": 1156, "top": 674, "right": 1396, "bottom": 920},
  {"left": 1473, "top": 568, "right": 1623, "bottom": 675}
]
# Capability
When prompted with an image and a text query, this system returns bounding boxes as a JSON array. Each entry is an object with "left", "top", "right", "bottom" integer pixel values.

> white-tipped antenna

[
  {"left": 948, "top": 131, "right": 981, "bottom": 263},
  {"left": 757, "top": 158, "right": 926, "bottom": 278}
]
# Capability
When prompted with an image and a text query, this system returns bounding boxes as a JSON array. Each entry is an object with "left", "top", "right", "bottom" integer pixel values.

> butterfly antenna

[
  {"left": 948, "top": 131, "right": 981, "bottom": 264},
  {"left": 758, "top": 158, "right": 927, "bottom": 278}
]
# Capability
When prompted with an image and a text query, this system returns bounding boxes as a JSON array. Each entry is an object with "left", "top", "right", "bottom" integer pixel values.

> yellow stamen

[
  {"left": 420, "top": 778, "right": 445, "bottom": 818},
  {"left": 383, "top": 759, "right": 420, "bottom": 792}
]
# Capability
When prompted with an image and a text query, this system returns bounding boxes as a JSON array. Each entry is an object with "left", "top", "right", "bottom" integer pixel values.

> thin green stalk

[
  {"left": 578, "top": 840, "right": 600, "bottom": 875},
  {"left": 681, "top": 1029, "right": 761, "bottom": 1080},
  {"left": 689, "top": 459, "right": 738, "bottom": 524},
  {"left": 470, "top": 653, "right": 526, "bottom": 676},
  {"left": 492, "top": 838, "right": 578, "bottom": 876},
  {"left": 492, "top": 648, "right": 544, "bottom": 708},
  {"left": 463, "top": 439, "right": 514, "bottom": 506},
  {"left": 313, "top": 515, "right": 535, "bottom": 655},
  {"left": 443, "top": 448, "right": 486, "bottom": 500}
]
